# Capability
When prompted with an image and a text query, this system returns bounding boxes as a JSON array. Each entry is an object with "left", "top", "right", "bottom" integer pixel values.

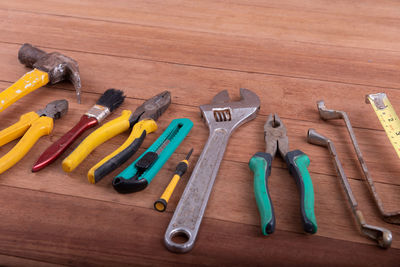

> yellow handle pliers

[
  {"left": 62, "top": 91, "right": 171, "bottom": 184},
  {"left": 0, "top": 99, "right": 68, "bottom": 174}
]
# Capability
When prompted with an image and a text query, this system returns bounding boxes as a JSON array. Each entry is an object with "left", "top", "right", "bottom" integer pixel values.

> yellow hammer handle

[
  {"left": 0, "top": 69, "right": 49, "bottom": 112},
  {"left": 0, "top": 111, "right": 39, "bottom": 147},
  {"left": 62, "top": 110, "right": 132, "bottom": 173},
  {"left": 0, "top": 116, "right": 53, "bottom": 174},
  {"left": 88, "top": 119, "right": 157, "bottom": 184}
]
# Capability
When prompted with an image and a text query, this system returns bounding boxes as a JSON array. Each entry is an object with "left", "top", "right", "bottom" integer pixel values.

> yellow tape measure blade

[{"left": 367, "top": 93, "right": 400, "bottom": 159}]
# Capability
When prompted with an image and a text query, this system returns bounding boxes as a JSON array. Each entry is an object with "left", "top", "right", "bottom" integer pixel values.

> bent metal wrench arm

[
  {"left": 317, "top": 100, "right": 400, "bottom": 224},
  {"left": 164, "top": 89, "right": 260, "bottom": 253},
  {"left": 307, "top": 129, "right": 392, "bottom": 248}
]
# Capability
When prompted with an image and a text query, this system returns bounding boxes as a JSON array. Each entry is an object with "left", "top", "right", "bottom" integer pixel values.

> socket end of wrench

[
  {"left": 317, "top": 100, "right": 343, "bottom": 120},
  {"left": 307, "top": 129, "right": 329, "bottom": 147},
  {"left": 357, "top": 210, "right": 392, "bottom": 248},
  {"left": 164, "top": 227, "right": 195, "bottom": 253},
  {"left": 379, "top": 230, "right": 392, "bottom": 249},
  {"left": 362, "top": 224, "right": 392, "bottom": 249}
]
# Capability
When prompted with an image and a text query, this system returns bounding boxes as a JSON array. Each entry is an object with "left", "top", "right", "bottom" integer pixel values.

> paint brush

[{"left": 32, "top": 88, "right": 125, "bottom": 172}]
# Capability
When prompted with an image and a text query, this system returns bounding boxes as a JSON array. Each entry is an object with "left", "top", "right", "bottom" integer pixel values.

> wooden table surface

[{"left": 0, "top": 0, "right": 399, "bottom": 266}]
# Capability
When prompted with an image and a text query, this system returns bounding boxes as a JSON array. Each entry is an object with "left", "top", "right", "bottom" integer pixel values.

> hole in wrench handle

[
  {"left": 164, "top": 129, "right": 229, "bottom": 253},
  {"left": 164, "top": 228, "right": 194, "bottom": 253},
  {"left": 164, "top": 88, "right": 260, "bottom": 253}
]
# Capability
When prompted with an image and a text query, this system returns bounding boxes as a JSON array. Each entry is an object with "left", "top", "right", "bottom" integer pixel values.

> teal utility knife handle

[
  {"left": 285, "top": 150, "right": 317, "bottom": 234},
  {"left": 112, "top": 118, "right": 193, "bottom": 193},
  {"left": 249, "top": 152, "right": 275, "bottom": 235}
]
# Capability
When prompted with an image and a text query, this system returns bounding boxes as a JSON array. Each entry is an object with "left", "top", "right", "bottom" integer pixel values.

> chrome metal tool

[
  {"left": 317, "top": 100, "right": 400, "bottom": 224},
  {"left": 164, "top": 88, "right": 260, "bottom": 253},
  {"left": 307, "top": 129, "right": 392, "bottom": 248}
]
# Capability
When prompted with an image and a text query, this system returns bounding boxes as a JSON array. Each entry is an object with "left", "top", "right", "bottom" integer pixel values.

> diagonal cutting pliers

[
  {"left": 0, "top": 99, "right": 68, "bottom": 174},
  {"left": 62, "top": 91, "right": 171, "bottom": 183},
  {"left": 249, "top": 114, "right": 317, "bottom": 235}
]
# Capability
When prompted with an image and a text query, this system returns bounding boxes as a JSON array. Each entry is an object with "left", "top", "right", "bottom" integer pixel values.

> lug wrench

[
  {"left": 164, "top": 89, "right": 260, "bottom": 253},
  {"left": 307, "top": 129, "right": 392, "bottom": 248},
  {"left": 317, "top": 100, "right": 400, "bottom": 224}
]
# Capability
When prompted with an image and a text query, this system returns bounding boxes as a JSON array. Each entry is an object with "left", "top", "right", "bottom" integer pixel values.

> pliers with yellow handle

[
  {"left": 62, "top": 91, "right": 171, "bottom": 183},
  {"left": 0, "top": 99, "right": 68, "bottom": 174}
]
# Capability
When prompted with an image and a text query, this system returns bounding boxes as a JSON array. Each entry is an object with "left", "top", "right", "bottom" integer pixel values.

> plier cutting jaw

[
  {"left": 0, "top": 99, "right": 68, "bottom": 174},
  {"left": 249, "top": 114, "right": 317, "bottom": 235},
  {"left": 264, "top": 113, "right": 289, "bottom": 159},
  {"left": 128, "top": 91, "right": 171, "bottom": 127}
]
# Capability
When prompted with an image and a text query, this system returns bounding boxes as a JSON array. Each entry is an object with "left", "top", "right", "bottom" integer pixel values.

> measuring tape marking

[{"left": 367, "top": 93, "right": 400, "bottom": 158}]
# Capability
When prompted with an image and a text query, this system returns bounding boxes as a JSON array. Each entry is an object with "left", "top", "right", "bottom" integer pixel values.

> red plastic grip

[{"left": 32, "top": 115, "right": 98, "bottom": 172}]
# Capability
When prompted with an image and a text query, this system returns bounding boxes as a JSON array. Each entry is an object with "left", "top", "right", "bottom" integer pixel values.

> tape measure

[{"left": 367, "top": 93, "right": 400, "bottom": 158}]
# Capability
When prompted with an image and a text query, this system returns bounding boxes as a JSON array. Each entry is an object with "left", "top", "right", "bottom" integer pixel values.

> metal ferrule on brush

[{"left": 85, "top": 105, "right": 111, "bottom": 123}]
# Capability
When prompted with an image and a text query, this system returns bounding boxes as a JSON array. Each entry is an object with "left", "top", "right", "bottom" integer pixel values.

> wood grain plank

[
  {"left": 0, "top": 81, "right": 399, "bottom": 185},
  {"left": 0, "top": 0, "right": 399, "bottom": 264},
  {"left": 1, "top": 43, "right": 400, "bottom": 132},
  {"left": 0, "top": 85, "right": 398, "bottom": 249},
  {"left": 0, "top": 185, "right": 399, "bottom": 266},
  {"left": 0, "top": 10, "right": 399, "bottom": 90},
  {"left": 2, "top": 0, "right": 400, "bottom": 51},
  {"left": 0, "top": 254, "right": 62, "bottom": 267},
  {"left": 1, "top": 42, "right": 400, "bottom": 187}
]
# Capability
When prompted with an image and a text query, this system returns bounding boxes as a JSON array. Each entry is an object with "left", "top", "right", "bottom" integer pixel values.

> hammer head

[{"left": 18, "top": 43, "right": 81, "bottom": 103}]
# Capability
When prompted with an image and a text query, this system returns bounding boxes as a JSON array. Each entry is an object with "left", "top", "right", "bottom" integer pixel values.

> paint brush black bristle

[{"left": 96, "top": 89, "right": 125, "bottom": 112}]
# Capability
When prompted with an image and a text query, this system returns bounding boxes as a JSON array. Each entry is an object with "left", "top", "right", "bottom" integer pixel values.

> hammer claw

[
  {"left": 66, "top": 62, "right": 82, "bottom": 104},
  {"left": 0, "top": 43, "right": 82, "bottom": 112}
]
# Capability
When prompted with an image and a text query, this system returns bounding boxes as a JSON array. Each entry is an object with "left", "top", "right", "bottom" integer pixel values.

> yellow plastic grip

[
  {"left": 62, "top": 110, "right": 132, "bottom": 173},
  {"left": 0, "top": 69, "right": 49, "bottom": 112},
  {"left": 0, "top": 111, "right": 39, "bottom": 147},
  {"left": 0, "top": 116, "right": 53, "bottom": 174},
  {"left": 160, "top": 174, "right": 181, "bottom": 202},
  {"left": 87, "top": 119, "right": 158, "bottom": 183}
]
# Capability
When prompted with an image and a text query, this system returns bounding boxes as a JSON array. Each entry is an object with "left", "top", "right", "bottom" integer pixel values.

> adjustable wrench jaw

[
  {"left": 165, "top": 88, "right": 260, "bottom": 253},
  {"left": 200, "top": 88, "right": 260, "bottom": 132}
]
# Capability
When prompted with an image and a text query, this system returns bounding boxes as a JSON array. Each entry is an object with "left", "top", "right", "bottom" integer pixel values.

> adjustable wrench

[{"left": 164, "top": 88, "right": 260, "bottom": 253}]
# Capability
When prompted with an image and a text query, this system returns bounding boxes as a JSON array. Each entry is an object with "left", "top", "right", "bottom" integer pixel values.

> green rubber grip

[
  {"left": 249, "top": 152, "right": 275, "bottom": 235},
  {"left": 285, "top": 150, "right": 317, "bottom": 234}
]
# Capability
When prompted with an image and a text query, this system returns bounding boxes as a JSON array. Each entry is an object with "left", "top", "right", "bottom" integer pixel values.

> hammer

[{"left": 0, "top": 43, "right": 81, "bottom": 112}]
